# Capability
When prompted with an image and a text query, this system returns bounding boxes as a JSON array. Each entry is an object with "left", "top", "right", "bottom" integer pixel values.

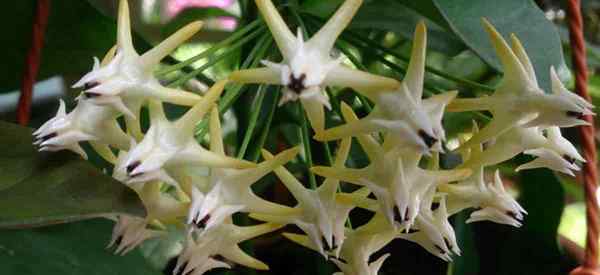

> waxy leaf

[
  {"left": 0, "top": 121, "right": 145, "bottom": 229},
  {"left": 0, "top": 219, "right": 161, "bottom": 275}
]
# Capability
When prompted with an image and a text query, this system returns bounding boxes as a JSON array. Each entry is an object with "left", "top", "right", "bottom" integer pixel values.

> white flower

[
  {"left": 187, "top": 145, "right": 300, "bottom": 230},
  {"left": 441, "top": 164, "right": 527, "bottom": 227},
  {"left": 398, "top": 194, "right": 460, "bottom": 262},
  {"left": 107, "top": 215, "right": 164, "bottom": 255},
  {"left": 312, "top": 103, "right": 471, "bottom": 228},
  {"left": 115, "top": 81, "right": 255, "bottom": 188},
  {"left": 34, "top": 49, "right": 131, "bottom": 160},
  {"left": 230, "top": 0, "right": 398, "bottom": 132},
  {"left": 315, "top": 22, "right": 457, "bottom": 154},
  {"left": 174, "top": 221, "right": 283, "bottom": 274},
  {"left": 73, "top": 0, "right": 204, "bottom": 124},
  {"left": 249, "top": 138, "right": 353, "bottom": 258},
  {"left": 33, "top": 98, "right": 129, "bottom": 159},
  {"left": 185, "top": 107, "right": 299, "bottom": 229},
  {"left": 449, "top": 19, "right": 593, "bottom": 149},
  {"left": 284, "top": 212, "right": 396, "bottom": 275},
  {"left": 461, "top": 121, "right": 584, "bottom": 176}
]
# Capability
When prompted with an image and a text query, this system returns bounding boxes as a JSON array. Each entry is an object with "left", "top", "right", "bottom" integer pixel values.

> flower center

[{"left": 287, "top": 73, "right": 307, "bottom": 94}]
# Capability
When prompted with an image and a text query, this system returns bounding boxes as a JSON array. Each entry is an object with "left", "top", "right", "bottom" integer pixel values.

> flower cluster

[{"left": 34, "top": 0, "right": 592, "bottom": 274}]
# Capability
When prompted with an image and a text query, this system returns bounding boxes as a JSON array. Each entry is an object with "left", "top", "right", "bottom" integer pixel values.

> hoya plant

[{"left": 0, "top": 0, "right": 593, "bottom": 275}]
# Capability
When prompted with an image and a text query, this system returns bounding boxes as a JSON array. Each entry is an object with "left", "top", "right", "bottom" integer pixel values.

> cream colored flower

[
  {"left": 449, "top": 19, "right": 593, "bottom": 149},
  {"left": 107, "top": 215, "right": 164, "bottom": 255},
  {"left": 230, "top": 0, "right": 398, "bottom": 132},
  {"left": 312, "top": 103, "right": 471, "bottom": 228},
  {"left": 248, "top": 137, "right": 352, "bottom": 257},
  {"left": 284, "top": 212, "right": 396, "bottom": 275},
  {"left": 461, "top": 121, "right": 583, "bottom": 176},
  {"left": 315, "top": 22, "right": 457, "bottom": 153},
  {"left": 115, "top": 81, "right": 255, "bottom": 188},
  {"left": 73, "top": 0, "right": 203, "bottom": 134},
  {"left": 34, "top": 49, "right": 130, "bottom": 160},
  {"left": 174, "top": 220, "right": 283, "bottom": 274}
]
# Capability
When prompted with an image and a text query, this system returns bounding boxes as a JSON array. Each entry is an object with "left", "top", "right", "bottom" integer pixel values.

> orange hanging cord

[
  {"left": 567, "top": 0, "right": 600, "bottom": 274},
  {"left": 17, "top": 0, "right": 51, "bottom": 125}
]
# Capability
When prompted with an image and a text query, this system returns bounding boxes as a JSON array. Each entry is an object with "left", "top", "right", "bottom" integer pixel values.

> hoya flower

[
  {"left": 284, "top": 212, "right": 396, "bottom": 275},
  {"left": 462, "top": 121, "right": 583, "bottom": 176},
  {"left": 398, "top": 194, "right": 460, "bottom": 262},
  {"left": 441, "top": 137, "right": 527, "bottom": 227},
  {"left": 174, "top": 221, "right": 283, "bottom": 274},
  {"left": 73, "top": 0, "right": 204, "bottom": 127},
  {"left": 115, "top": 81, "right": 255, "bottom": 188},
  {"left": 230, "top": 0, "right": 398, "bottom": 132},
  {"left": 312, "top": 103, "right": 471, "bottom": 228},
  {"left": 249, "top": 137, "right": 352, "bottom": 257},
  {"left": 186, "top": 108, "right": 300, "bottom": 230},
  {"left": 107, "top": 215, "right": 164, "bottom": 255},
  {"left": 315, "top": 22, "right": 456, "bottom": 153},
  {"left": 33, "top": 98, "right": 129, "bottom": 159},
  {"left": 134, "top": 181, "right": 189, "bottom": 224},
  {"left": 449, "top": 19, "right": 593, "bottom": 149},
  {"left": 34, "top": 49, "right": 131, "bottom": 160}
]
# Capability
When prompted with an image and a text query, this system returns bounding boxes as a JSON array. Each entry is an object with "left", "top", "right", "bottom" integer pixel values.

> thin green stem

[
  {"left": 298, "top": 103, "right": 317, "bottom": 189},
  {"left": 156, "top": 19, "right": 264, "bottom": 76},
  {"left": 332, "top": 41, "right": 374, "bottom": 113},
  {"left": 169, "top": 29, "right": 265, "bottom": 87},
  {"left": 250, "top": 88, "right": 281, "bottom": 162},
  {"left": 237, "top": 85, "right": 267, "bottom": 159},
  {"left": 303, "top": 14, "right": 496, "bottom": 92},
  {"left": 194, "top": 33, "right": 273, "bottom": 137}
]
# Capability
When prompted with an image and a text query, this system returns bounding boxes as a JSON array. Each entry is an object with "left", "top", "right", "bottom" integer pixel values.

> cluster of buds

[{"left": 34, "top": 0, "right": 592, "bottom": 274}]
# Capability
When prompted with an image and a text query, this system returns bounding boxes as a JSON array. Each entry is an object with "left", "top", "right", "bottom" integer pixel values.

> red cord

[
  {"left": 17, "top": 0, "right": 51, "bottom": 125},
  {"left": 567, "top": 0, "right": 600, "bottom": 274}
]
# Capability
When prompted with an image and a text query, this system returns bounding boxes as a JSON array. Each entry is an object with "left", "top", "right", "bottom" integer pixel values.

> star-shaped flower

[
  {"left": 174, "top": 220, "right": 283, "bottom": 275},
  {"left": 248, "top": 137, "right": 353, "bottom": 257},
  {"left": 115, "top": 81, "right": 255, "bottom": 188},
  {"left": 314, "top": 22, "right": 457, "bottom": 153},
  {"left": 449, "top": 19, "right": 593, "bottom": 149},
  {"left": 187, "top": 117, "right": 301, "bottom": 230},
  {"left": 34, "top": 49, "right": 131, "bottom": 160},
  {"left": 398, "top": 193, "right": 461, "bottom": 262},
  {"left": 73, "top": 0, "right": 204, "bottom": 125},
  {"left": 284, "top": 211, "right": 396, "bottom": 275},
  {"left": 107, "top": 215, "right": 165, "bottom": 255},
  {"left": 441, "top": 137, "right": 527, "bottom": 227},
  {"left": 312, "top": 103, "right": 471, "bottom": 228},
  {"left": 461, "top": 121, "right": 583, "bottom": 176},
  {"left": 230, "top": 0, "right": 398, "bottom": 132}
]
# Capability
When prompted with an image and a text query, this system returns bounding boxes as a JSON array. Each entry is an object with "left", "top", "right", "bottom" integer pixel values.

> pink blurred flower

[{"left": 167, "top": 0, "right": 235, "bottom": 17}]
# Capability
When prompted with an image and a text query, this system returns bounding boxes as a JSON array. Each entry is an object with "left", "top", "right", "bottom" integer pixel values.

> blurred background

[{"left": 1, "top": 0, "right": 600, "bottom": 274}]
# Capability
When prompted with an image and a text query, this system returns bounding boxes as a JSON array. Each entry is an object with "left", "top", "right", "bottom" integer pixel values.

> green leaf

[
  {"left": 428, "top": 0, "right": 569, "bottom": 92},
  {"left": 0, "top": 219, "right": 161, "bottom": 275},
  {"left": 0, "top": 121, "right": 145, "bottom": 229}
]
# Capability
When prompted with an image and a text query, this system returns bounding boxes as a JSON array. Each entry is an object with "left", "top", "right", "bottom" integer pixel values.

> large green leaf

[
  {"left": 428, "top": 0, "right": 569, "bottom": 92},
  {"left": 0, "top": 219, "right": 161, "bottom": 275},
  {"left": 0, "top": 121, "right": 145, "bottom": 229}
]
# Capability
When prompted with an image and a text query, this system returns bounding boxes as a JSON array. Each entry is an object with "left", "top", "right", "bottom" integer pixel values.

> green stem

[
  {"left": 303, "top": 14, "right": 496, "bottom": 92},
  {"left": 237, "top": 85, "right": 268, "bottom": 159},
  {"left": 156, "top": 19, "right": 264, "bottom": 76},
  {"left": 194, "top": 33, "right": 273, "bottom": 137},
  {"left": 298, "top": 103, "right": 317, "bottom": 189},
  {"left": 169, "top": 29, "right": 265, "bottom": 87},
  {"left": 249, "top": 88, "right": 281, "bottom": 162}
]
